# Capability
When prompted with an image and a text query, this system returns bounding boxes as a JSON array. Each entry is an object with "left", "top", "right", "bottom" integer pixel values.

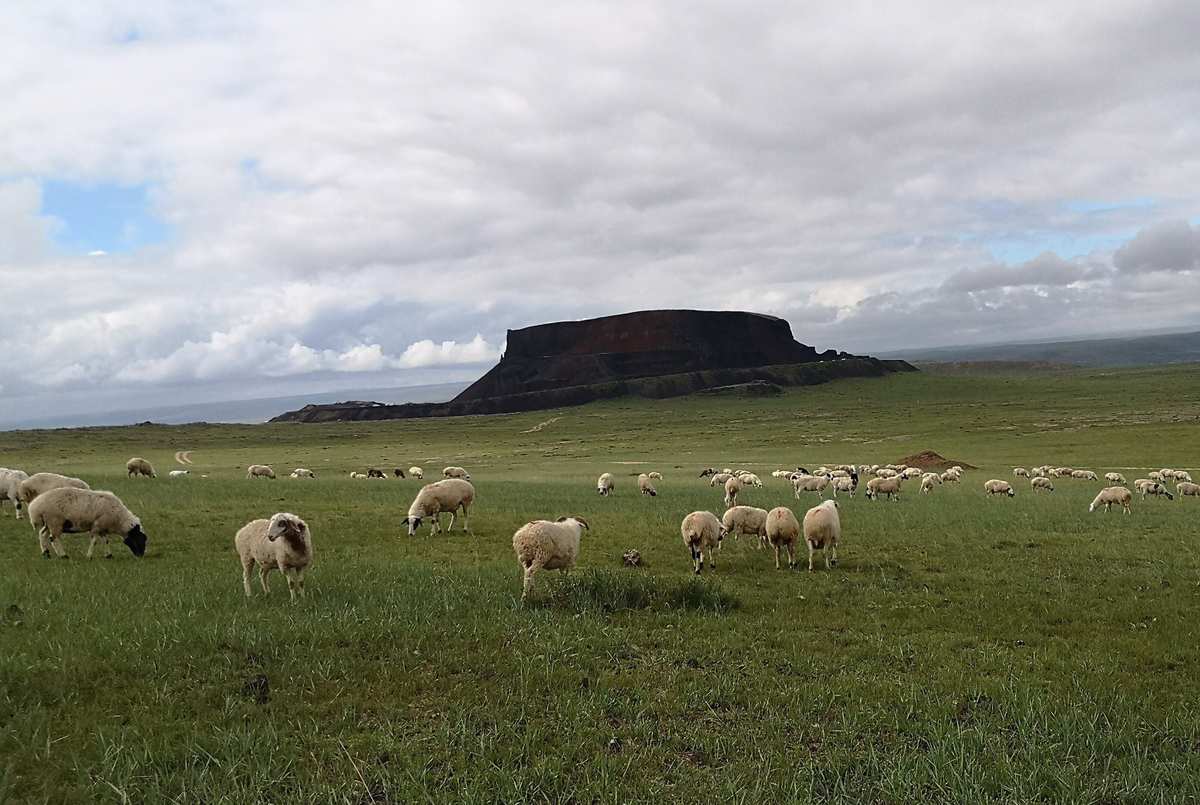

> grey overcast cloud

[{"left": 2, "top": 2, "right": 1200, "bottom": 420}]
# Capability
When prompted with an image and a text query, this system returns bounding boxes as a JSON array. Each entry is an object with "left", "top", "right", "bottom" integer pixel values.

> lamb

[
  {"left": 404, "top": 479, "right": 475, "bottom": 536},
  {"left": 722, "top": 476, "right": 742, "bottom": 508},
  {"left": 246, "top": 464, "right": 276, "bottom": 479},
  {"left": 1104, "top": 472, "right": 1127, "bottom": 485},
  {"left": 831, "top": 476, "right": 857, "bottom": 498},
  {"left": 169, "top": 470, "right": 190, "bottom": 478},
  {"left": 235, "top": 512, "right": 312, "bottom": 601},
  {"left": 984, "top": 479, "right": 1015, "bottom": 497},
  {"left": 648, "top": 471, "right": 663, "bottom": 480},
  {"left": 765, "top": 506, "right": 801, "bottom": 570},
  {"left": 1135, "top": 479, "right": 1173, "bottom": 500},
  {"left": 597, "top": 472, "right": 615, "bottom": 496},
  {"left": 366, "top": 468, "right": 386, "bottom": 479},
  {"left": 721, "top": 505, "right": 769, "bottom": 549},
  {"left": 28, "top": 487, "right": 147, "bottom": 559},
  {"left": 708, "top": 472, "right": 734, "bottom": 487},
  {"left": 349, "top": 472, "right": 368, "bottom": 479},
  {"left": 802, "top": 499, "right": 841, "bottom": 571},
  {"left": 0, "top": 468, "right": 29, "bottom": 519},
  {"left": 18, "top": 472, "right": 90, "bottom": 507},
  {"left": 792, "top": 474, "right": 831, "bottom": 498},
  {"left": 680, "top": 511, "right": 725, "bottom": 573},
  {"left": 1030, "top": 477, "right": 1054, "bottom": 493},
  {"left": 409, "top": 466, "right": 424, "bottom": 479},
  {"left": 1013, "top": 468, "right": 1030, "bottom": 478},
  {"left": 865, "top": 476, "right": 903, "bottom": 501},
  {"left": 442, "top": 466, "right": 471, "bottom": 480},
  {"left": 125, "top": 457, "right": 156, "bottom": 478},
  {"left": 512, "top": 516, "right": 589, "bottom": 599},
  {"left": 1090, "top": 486, "right": 1132, "bottom": 514},
  {"left": 290, "top": 468, "right": 316, "bottom": 479},
  {"left": 638, "top": 473, "right": 658, "bottom": 497}
]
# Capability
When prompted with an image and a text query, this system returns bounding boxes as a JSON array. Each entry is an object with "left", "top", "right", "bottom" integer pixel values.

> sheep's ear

[{"left": 575, "top": 516, "right": 589, "bottom": 530}]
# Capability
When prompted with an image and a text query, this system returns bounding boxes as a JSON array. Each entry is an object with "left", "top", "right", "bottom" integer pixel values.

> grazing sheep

[
  {"left": 28, "top": 487, "right": 147, "bottom": 559},
  {"left": 1148, "top": 471, "right": 1163, "bottom": 482},
  {"left": 875, "top": 468, "right": 899, "bottom": 478},
  {"left": 409, "top": 466, "right": 424, "bottom": 479},
  {"left": 832, "top": 476, "right": 857, "bottom": 498},
  {"left": 865, "top": 476, "right": 903, "bottom": 501},
  {"left": 290, "top": 468, "right": 316, "bottom": 479},
  {"left": 1135, "top": 479, "right": 1174, "bottom": 500},
  {"left": 765, "top": 506, "right": 801, "bottom": 570},
  {"left": 1090, "top": 486, "right": 1132, "bottom": 514},
  {"left": 169, "top": 470, "right": 190, "bottom": 478},
  {"left": 366, "top": 468, "right": 386, "bottom": 479},
  {"left": 18, "top": 472, "right": 90, "bottom": 507},
  {"left": 1176, "top": 482, "right": 1200, "bottom": 498},
  {"left": 349, "top": 472, "right": 368, "bottom": 479},
  {"left": 984, "top": 479, "right": 1015, "bottom": 497},
  {"left": 721, "top": 505, "right": 769, "bottom": 549},
  {"left": 246, "top": 464, "right": 276, "bottom": 479},
  {"left": 920, "top": 475, "right": 936, "bottom": 495},
  {"left": 709, "top": 472, "right": 734, "bottom": 487},
  {"left": 1031, "top": 477, "right": 1054, "bottom": 493},
  {"left": 638, "top": 473, "right": 658, "bottom": 497},
  {"left": 940, "top": 471, "right": 959, "bottom": 484},
  {"left": 723, "top": 476, "right": 741, "bottom": 508},
  {"left": 0, "top": 468, "right": 29, "bottom": 519},
  {"left": 901, "top": 467, "right": 923, "bottom": 480},
  {"left": 442, "top": 466, "right": 471, "bottom": 480},
  {"left": 392, "top": 468, "right": 407, "bottom": 479},
  {"left": 648, "top": 471, "right": 663, "bottom": 480},
  {"left": 235, "top": 512, "right": 312, "bottom": 601},
  {"left": 698, "top": 467, "right": 718, "bottom": 478},
  {"left": 802, "top": 499, "right": 841, "bottom": 571},
  {"left": 512, "top": 516, "right": 589, "bottom": 599},
  {"left": 680, "top": 511, "right": 725, "bottom": 573},
  {"left": 921, "top": 471, "right": 942, "bottom": 486},
  {"left": 1013, "top": 468, "right": 1030, "bottom": 478},
  {"left": 1071, "top": 470, "right": 1099, "bottom": 481},
  {"left": 597, "top": 472, "right": 615, "bottom": 496},
  {"left": 737, "top": 472, "right": 763, "bottom": 488},
  {"left": 1178, "top": 471, "right": 1193, "bottom": 483},
  {"left": 125, "top": 457, "right": 156, "bottom": 478},
  {"left": 404, "top": 479, "right": 476, "bottom": 536},
  {"left": 792, "top": 474, "right": 831, "bottom": 498},
  {"left": 1104, "top": 472, "right": 1127, "bottom": 485}
]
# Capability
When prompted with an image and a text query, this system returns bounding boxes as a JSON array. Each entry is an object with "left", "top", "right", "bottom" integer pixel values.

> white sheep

[
  {"left": 721, "top": 505, "right": 769, "bottom": 549},
  {"left": 681, "top": 511, "right": 725, "bottom": 573},
  {"left": 290, "top": 468, "right": 316, "bottom": 479},
  {"left": 984, "top": 479, "right": 1015, "bottom": 497},
  {"left": 597, "top": 472, "right": 615, "bottom": 496},
  {"left": 831, "top": 476, "right": 857, "bottom": 498},
  {"left": 404, "top": 479, "right": 476, "bottom": 536},
  {"left": 765, "top": 506, "right": 801, "bottom": 570},
  {"left": 737, "top": 472, "right": 763, "bottom": 488},
  {"left": 638, "top": 473, "right": 658, "bottom": 497},
  {"left": 647, "top": 471, "right": 663, "bottom": 480},
  {"left": 922, "top": 471, "right": 942, "bottom": 486},
  {"left": 1175, "top": 481, "right": 1200, "bottom": 498},
  {"left": 235, "top": 512, "right": 312, "bottom": 601},
  {"left": 865, "top": 476, "right": 903, "bottom": 501},
  {"left": 708, "top": 472, "right": 734, "bottom": 487},
  {"left": 246, "top": 464, "right": 276, "bottom": 479},
  {"left": 901, "top": 467, "right": 923, "bottom": 480},
  {"left": 0, "top": 468, "right": 29, "bottom": 519},
  {"left": 792, "top": 474, "right": 831, "bottom": 498},
  {"left": 512, "top": 516, "right": 589, "bottom": 599},
  {"left": 723, "top": 476, "right": 741, "bottom": 508},
  {"left": 442, "top": 466, "right": 471, "bottom": 480},
  {"left": 919, "top": 475, "right": 936, "bottom": 495},
  {"left": 940, "top": 471, "right": 959, "bottom": 484},
  {"left": 18, "top": 472, "right": 90, "bottom": 507},
  {"left": 1104, "top": 472, "right": 1127, "bottom": 485},
  {"left": 1013, "top": 468, "right": 1030, "bottom": 478},
  {"left": 28, "top": 487, "right": 148, "bottom": 559},
  {"left": 1135, "top": 479, "right": 1173, "bottom": 500},
  {"left": 1090, "top": 486, "right": 1132, "bottom": 514},
  {"left": 349, "top": 472, "right": 368, "bottom": 479},
  {"left": 126, "top": 457, "right": 156, "bottom": 478},
  {"left": 169, "top": 470, "right": 190, "bottom": 478},
  {"left": 802, "top": 499, "right": 841, "bottom": 571},
  {"left": 1178, "top": 471, "right": 1193, "bottom": 483},
  {"left": 1031, "top": 477, "right": 1054, "bottom": 493},
  {"left": 409, "top": 466, "right": 424, "bottom": 479}
]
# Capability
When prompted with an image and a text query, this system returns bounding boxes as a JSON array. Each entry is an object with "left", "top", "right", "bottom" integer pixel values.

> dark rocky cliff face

[{"left": 270, "top": 309, "right": 913, "bottom": 422}]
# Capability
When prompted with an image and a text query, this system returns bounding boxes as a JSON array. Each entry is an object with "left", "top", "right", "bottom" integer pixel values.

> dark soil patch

[{"left": 896, "top": 450, "right": 976, "bottom": 470}]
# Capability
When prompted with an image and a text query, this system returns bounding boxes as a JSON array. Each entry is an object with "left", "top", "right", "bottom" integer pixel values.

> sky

[{"left": 2, "top": 2, "right": 1200, "bottom": 419}]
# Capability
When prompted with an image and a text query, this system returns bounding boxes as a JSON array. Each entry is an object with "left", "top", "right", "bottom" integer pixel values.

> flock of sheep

[{"left": 1, "top": 452, "right": 1194, "bottom": 603}]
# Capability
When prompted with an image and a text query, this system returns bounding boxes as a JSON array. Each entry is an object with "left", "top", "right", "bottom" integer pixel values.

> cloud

[
  {"left": 1113, "top": 220, "right": 1200, "bottom": 273},
  {"left": 940, "top": 252, "right": 1108, "bottom": 293},
  {"left": 397, "top": 334, "right": 502, "bottom": 368}
]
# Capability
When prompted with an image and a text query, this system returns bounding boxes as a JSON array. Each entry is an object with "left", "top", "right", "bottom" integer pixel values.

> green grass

[{"left": 2, "top": 365, "right": 1200, "bottom": 802}]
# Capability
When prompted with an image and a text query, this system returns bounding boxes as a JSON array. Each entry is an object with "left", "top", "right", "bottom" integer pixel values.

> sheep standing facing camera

[{"left": 235, "top": 513, "right": 312, "bottom": 601}]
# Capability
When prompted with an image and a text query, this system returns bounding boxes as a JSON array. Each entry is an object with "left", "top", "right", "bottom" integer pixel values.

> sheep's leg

[
  {"left": 691, "top": 546, "right": 702, "bottom": 574},
  {"left": 521, "top": 559, "right": 543, "bottom": 600},
  {"left": 461, "top": 504, "right": 471, "bottom": 533},
  {"left": 786, "top": 543, "right": 795, "bottom": 570},
  {"left": 37, "top": 525, "right": 52, "bottom": 557},
  {"left": 829, "top": 543, "right": 838, "bottom": 568},
  {"left": 242, "top": 558, "right": 255, "bottom": 597},
  {"left": 259, "top": 566, "right": 271, "bottom": 593},
  {"left": 772, "top": 543, "right": 781, "bottom": 570},
  {"left": 285, "top": 570, "right": 298, "bottom": 602},
  {"left": 430, "top": 513, "right": 442, "bottom": 535},
  {"left": 807, "top": 542, "right": 815, "bottom": 572},
  {"left": 708, "top": 546, "right": 716, "bottom": 571}
]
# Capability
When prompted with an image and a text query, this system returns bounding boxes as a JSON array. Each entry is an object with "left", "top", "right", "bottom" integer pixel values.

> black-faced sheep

[{"left": 28, "top": 487, "right": 147, "bottom": 559}]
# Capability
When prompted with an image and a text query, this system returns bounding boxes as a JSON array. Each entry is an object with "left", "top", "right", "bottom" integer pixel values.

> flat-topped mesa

[{"left": 269, "top": 309, "right": 913, "bottom": 422}]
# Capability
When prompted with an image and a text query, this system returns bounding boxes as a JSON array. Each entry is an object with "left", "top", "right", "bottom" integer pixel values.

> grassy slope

[{"left": 1, "top": 366, "right": 1199, "bottom": 802}]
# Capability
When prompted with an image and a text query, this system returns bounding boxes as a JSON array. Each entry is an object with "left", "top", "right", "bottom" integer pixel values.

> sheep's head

[
  {"left": 718, "top": 524, "right": 729, "bottom": 540},
  {"left": 404, "top": 516, "right": 422, "bottom": 536},
  {"left": 267, "top": 513, "right": 308, "bottom": 549},
  {"left": 124, "top": 522, "right": 148, "bottom": 557},
  {"left": 556, "top": 515, "right": 589, "bottom": 531},
  {"left": 1006, "top": 488, "right": 1015, "bottom": 497}
]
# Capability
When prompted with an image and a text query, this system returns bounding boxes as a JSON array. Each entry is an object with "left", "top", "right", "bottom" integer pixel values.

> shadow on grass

[{"left": 529, "top": 570, "right": 740, "bottom": 614}]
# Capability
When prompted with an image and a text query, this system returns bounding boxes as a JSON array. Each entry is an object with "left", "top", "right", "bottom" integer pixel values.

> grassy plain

[{"left": 1, "top": 365, "right": 1200, "bottom": 802}]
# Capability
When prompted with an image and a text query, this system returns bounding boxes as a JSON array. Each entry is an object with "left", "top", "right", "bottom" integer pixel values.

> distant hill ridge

[
  {"left": 271, "top": 309, "right": 915, "bottom": 422},
  {"left": 887, "top": 329, "right": 1200, "bottom": 367}
]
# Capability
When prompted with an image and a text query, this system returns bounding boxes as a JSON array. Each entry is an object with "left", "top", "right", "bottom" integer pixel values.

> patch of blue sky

[
  {"left": 1063, "top": 197, "right": 1156, "bottom": 214},
  {"left": 40, "top": 180, "right": 170, "bottom": 255},
  {"left": 984, "top": 232, "right": 1132, "bottom": 264}
]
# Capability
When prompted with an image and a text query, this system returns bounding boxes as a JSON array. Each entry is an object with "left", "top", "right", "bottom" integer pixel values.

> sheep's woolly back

[
  {"left": 19, "top": 472, "right": 90, "bottom": 503},
  {"left": 28, "top": 487, "right": 139, "bottom": 533},
  {"left": 802, "top": 500, "right": 841, "bottom": 548},
  {"left": 680, "top": 511, "right": 722, "bottom": 548},
  {"left": 408, "top": 479, "right": 475, "bottom": 518},
  {"left": 1091, "top": 486, "right": 1132, "bottom": 510},
  {"left": 512, "top": 517, "right": 588, "bottom": 569},
  {"left": 765, "top": 506, "right": 800, "bottom": 543},
  {"left": 721, "top": 505, "right": 768, "bottom": 535}
]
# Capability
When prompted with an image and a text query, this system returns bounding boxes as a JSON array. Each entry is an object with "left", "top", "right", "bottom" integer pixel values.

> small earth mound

[{"left": 896, "top": 450, "right": 976, "bottom": 470}]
